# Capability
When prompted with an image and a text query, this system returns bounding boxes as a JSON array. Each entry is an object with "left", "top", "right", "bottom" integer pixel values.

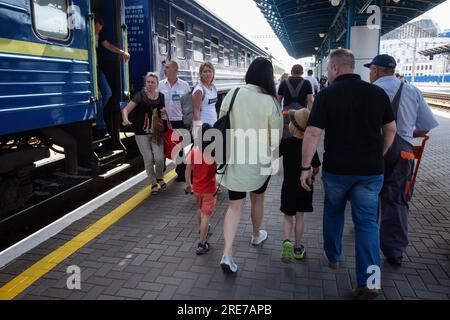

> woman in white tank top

[{"left": 192, "top": 62, "right": 218, "bottom": 137}]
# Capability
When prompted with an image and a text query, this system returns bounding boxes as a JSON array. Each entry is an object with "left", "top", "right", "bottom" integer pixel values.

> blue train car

[
  {"left": 124, "top": 0, "right": 279, "bottom": 95},
  {"left": 0, "top": 0, "right": 129, "bottom": 215},
  {"left": 0, "top": 0, "right": 284, "bottom": 216}
]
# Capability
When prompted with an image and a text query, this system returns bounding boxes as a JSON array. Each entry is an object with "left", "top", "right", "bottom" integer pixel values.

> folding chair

[{"left": 404, "top": 135, "right": 430, "bottom": 200}]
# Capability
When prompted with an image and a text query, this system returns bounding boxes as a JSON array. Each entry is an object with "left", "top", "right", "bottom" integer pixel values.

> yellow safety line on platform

[{"left": 0, "top": 169, "right": 177, "bottom": 300}]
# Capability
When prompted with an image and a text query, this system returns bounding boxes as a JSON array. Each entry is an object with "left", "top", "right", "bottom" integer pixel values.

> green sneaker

[
  {"left": 281, "top": 240, "right": 293, "bottom": 262},
  {"left": 293, "top": 245, "right": 306, "bottom": 260}
]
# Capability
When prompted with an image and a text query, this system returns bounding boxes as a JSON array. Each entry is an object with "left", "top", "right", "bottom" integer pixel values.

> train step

[
  {"left": 92, "top": 133, "right": 111, "bottom": 147},
  {"left": 98, "top": 163, "right": 131, "bottom": 179},
  {"left": 95, "top": 149, "right": 126, "bottom": 167}
]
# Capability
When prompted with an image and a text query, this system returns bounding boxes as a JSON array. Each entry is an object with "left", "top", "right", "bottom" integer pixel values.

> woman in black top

[{"left": 122, "top": 72, "right": 166, "bottom": 194}]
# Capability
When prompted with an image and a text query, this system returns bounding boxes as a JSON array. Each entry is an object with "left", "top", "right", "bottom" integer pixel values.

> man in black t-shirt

[
  {"left": 94, "top": 16, "right": 130, "bottom": 135},
  {"left": 277, "top": 64, "right": 313, "bottom": 110},
  {"left": 300, "top": 49, "right": 397, "bottom": 299}
]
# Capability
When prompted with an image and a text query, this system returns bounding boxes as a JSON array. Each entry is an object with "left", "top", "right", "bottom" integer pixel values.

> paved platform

[{"left": 0, "top": 112, "right": 449, "bottom": 300}]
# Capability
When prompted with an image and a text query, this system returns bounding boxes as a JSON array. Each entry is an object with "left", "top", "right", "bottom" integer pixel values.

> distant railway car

[
  {"left": 404, "top": 75, "right": 450, "bottom": 83},
  {"left": 124, "top": 0, "right": 281, "bottom": 96},
  {"left": 0, "top": 0, "right": 129, "bottom": 216}
]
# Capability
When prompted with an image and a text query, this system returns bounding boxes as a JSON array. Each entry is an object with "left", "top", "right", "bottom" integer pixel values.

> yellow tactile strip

[{"left": 0, "top": 170, "right": 177, "bottom": 300}]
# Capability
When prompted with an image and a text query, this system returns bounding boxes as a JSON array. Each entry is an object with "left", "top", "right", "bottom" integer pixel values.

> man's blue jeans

[
  {"left": 322, "top": 171, "right": 383, "bottom": 287},
  {"left": 97, "top": 68, "right": 112, "bottom": 130}
]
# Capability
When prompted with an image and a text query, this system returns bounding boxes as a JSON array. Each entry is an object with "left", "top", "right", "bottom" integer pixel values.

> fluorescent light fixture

[{"left": 330, "top": 0, "right": 340, "bottom": 6}]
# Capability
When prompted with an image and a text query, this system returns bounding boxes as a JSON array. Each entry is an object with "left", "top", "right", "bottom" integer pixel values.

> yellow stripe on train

[{"left": 0, "top": 37, "right": 88, "bottom": 61}]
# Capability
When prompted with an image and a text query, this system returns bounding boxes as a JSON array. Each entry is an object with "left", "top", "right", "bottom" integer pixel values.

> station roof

[
  {"left": 419, "top": 43, "right": 450, "bottom": 56},
  {"left": 254, "top": 0, "right": 446, "bottom": 59}
]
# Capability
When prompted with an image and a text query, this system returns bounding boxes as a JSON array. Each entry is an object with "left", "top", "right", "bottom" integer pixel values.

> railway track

[
  {"left": 423, "top": 92, "right": 450, "bottom": 109},
  {"left": 0, "top": 141, "right": 147, "bottom": 251}
]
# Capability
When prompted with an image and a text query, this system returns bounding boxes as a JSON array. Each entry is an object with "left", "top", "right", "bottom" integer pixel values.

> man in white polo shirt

[
  {"left": 159, "top": 60, "right": 191, "bottom": 181},
  {"left": 304, "top": 70, "right": 320, "bottom": 95}
]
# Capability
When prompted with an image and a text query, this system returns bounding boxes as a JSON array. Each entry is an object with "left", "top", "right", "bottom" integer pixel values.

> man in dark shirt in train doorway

[{"left": 94, "top": 16, "right": 130, "bottom": 136}]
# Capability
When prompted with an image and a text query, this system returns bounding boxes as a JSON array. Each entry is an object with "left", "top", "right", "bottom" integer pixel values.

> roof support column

[
  {"left": 346, "top": 0, "right": 355, "bottom": 49},
  {"left": 372, "top": 0, "right": 382, "bottom": 53},
  {"left": 328, "top": 32, "right": 335, "bottom": 53}
]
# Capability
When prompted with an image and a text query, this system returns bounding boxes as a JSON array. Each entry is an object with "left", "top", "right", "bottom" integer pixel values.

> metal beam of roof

[
  {"left": 254, "top": 0, "right": 446, "bottom": 59},
  {"left": 419, "top": 44, "right": 450, "bottom": 56}
]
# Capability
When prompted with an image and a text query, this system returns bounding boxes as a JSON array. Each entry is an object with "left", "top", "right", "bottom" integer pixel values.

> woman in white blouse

[{"left": 192, "top": 62, "right": 218, "bottom": 137}]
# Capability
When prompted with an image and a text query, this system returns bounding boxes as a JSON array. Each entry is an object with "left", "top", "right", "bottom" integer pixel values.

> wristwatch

[{"left": 301, "top": 165, "right": 312, "bottom": 171}]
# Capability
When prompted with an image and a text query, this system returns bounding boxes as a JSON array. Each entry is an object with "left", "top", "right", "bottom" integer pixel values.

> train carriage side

[
  {"left": 0, "top": 0, "right": 94, "bottom": 138},
  {"left": 0, "top": 0, "right": 95, "bottom": 216},
  {"left": 0, "top": 0, "right": 130, "bottom": 217}
]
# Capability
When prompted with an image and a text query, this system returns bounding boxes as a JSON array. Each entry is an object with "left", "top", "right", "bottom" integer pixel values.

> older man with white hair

[{"left": 366, "top": 54, "right": 438, "bottom": 267}]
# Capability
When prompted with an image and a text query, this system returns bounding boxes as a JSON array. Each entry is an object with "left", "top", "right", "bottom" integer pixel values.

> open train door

[
  {"left": 90, "top": 0, "right": 129, "bottom": 159},
  {"left": 119, "top": 0, "right": 131, "bottom": 104}
]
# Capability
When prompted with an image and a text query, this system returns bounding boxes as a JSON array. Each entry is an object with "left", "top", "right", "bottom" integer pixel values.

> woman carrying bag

[
  {"left": 218, "top": 58, "right": 283, "bottom": 273},
  {"left": 122, "top": 72, "right": 167, "bottom": 195}
]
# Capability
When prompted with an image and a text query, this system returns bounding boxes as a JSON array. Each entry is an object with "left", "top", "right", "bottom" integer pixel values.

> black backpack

[
  {"left": 285, "top": 78, "right": 305, "bottom": 110},
  {"left": 213, "top": 87, "right": 240, "bottom": 174}
]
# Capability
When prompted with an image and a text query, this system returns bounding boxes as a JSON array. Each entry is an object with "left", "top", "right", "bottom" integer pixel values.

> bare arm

[
  {"left": 300, "top": 126, "right": 323, "bottom": 191},
  {"left": 306, "top": 94, "right": 314, "bottom": 111},
  {"left": 277, "top": 95, "right": 283, "bottom": 103},
  {"left": 413, "top": 130, "right": 429, "bottom": 138},
  {"left": 192, "top": 90, "right": 202, "bottom": 122},
  {"left": 382, "top": 121, "right": 397, "bottom": 155},
  {"left": 121, "top": 101, "right": 137, "bottom": 126},
  {"left": 184, "top": 161, "right": 193, "bottom": 194},
  {"left": 100, "top": 40, "right": 130, "bottom": 62}
]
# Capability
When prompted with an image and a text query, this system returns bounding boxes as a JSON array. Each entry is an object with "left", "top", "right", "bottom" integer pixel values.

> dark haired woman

[{"left": 218, "top": 57, "right": 283, "bottom": 273}]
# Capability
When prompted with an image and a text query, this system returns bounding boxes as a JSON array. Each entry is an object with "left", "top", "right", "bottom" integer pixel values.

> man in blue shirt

[{"left": 366, "top": 54, "right": 439, "bottom": 267}]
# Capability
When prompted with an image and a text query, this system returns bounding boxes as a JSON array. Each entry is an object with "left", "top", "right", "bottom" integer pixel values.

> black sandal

[
  {"left": 151, "top": 184, "right": 159, "bottom": 195},
  {"left": 157, "top": 179, "right": 167, "bottom": 191}
]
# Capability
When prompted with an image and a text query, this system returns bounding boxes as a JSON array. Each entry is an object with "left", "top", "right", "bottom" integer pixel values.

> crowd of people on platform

[{"left": 114, "top": 40, "right": 438, "bottom": 299}]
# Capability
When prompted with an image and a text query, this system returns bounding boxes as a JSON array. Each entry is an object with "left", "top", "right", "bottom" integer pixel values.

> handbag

[
  {"left": 213, "top": 88, "right": 240, "bottom": 173},
  {"left": 152, "top": 108, "right": 165, "bottom": 145},
  {"left": 164, "top": 119, "right": 183, "bottom": 160}
]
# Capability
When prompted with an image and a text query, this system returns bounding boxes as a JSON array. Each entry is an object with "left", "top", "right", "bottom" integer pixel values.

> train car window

[
  {"left": 176, "top": 19, "right": 186, "bottom": 59},
  {"left": 156, "top": 8, "right": 169, "bottom": 55},
  {"left": 31, "top": 0, "right": 71, "bottom": 42},
  {"left": 211, "top": 36, "right": 219, "bottom": 65},
  {"left": 239, "top": 50, "right": 245, "bottom": 69},
  {"left": 193, "top": 26, "right": 204, "bottom": 62},
  {"left": 223, "top": 40, "right": 230, "bottom": 67}
]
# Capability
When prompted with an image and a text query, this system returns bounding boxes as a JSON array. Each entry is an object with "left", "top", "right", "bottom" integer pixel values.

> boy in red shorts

[{"left": 185, "top": 124, "right": 217, "bottom": 255}]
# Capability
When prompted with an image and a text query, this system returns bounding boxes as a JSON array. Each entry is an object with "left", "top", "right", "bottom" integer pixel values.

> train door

[
  {"left": 90, "top": 0, "right": 128, "bottom": 150},
  {"left": 120, "top": 3, "right": 130, "bottom": 102}
]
